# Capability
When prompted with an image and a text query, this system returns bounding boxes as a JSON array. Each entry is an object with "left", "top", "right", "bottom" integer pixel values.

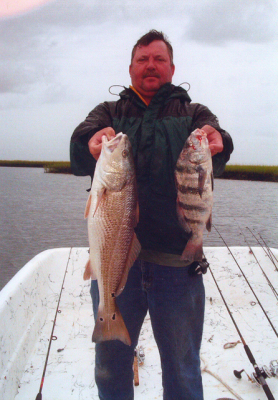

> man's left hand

[
  {"left": 188, "top": 257, "right": 209, "bottom": 276},
  {"left": 202, "top": 125, "right": 223, "bottom": 156}
]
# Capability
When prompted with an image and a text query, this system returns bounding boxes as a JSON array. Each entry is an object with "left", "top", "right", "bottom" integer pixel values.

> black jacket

[{"left": 70, "top": 83, "right": 233, "bottom": 255}]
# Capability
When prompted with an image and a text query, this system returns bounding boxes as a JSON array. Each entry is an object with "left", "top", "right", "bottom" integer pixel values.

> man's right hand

[{"left": 88, "top": 127, "right": 116, "bottom": 160}]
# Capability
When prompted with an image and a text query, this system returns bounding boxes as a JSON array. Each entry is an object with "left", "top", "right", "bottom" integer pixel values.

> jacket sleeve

[
  {"left": 70, "top": 102, "right": 113, "bottom": 178},
  {"left": 191, "top": 104, "right": 234, "bottom": 177}
]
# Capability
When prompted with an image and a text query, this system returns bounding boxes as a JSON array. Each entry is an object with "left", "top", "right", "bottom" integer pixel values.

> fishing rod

[
  {"left": 208, "top": 261, "right": 276, "bottom": 400},
  {"left": 258, "top": 232, "right": 278, "bottom": 268},
  {"left": 35, "top": 248, "right": 72, "bottom": 400},
  {"left": 213, "top": 224, "right": 278, "bottom": 339},
  {"left": 245, "top": 228, "right": 274, "bottom": 264},
  {"left": 246, "top": 227, "right": 278, "bottom": 272},
  {"left": 236, "top": 226, "right": 278, "bottom": 301}
]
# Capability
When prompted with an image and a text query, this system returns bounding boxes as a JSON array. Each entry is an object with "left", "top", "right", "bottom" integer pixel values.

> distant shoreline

[
  {"left": 0, "top": 160, "right": 277, "bottom": 182},
  {"left": 0, "top": 160, "right": 72, "bottom": 174}
]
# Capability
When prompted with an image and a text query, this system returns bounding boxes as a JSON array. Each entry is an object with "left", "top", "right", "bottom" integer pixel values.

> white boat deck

[{"left": 0, "top": 247, "right": 278, "bottom": 400}]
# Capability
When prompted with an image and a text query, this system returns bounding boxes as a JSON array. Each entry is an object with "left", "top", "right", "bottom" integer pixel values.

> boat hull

[{"left": 0, "top": 247, "right": 277, "bottom": 400}]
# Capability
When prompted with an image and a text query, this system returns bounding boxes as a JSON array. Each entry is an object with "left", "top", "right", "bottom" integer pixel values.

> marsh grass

[
  {"left": 0, "top": 160, "right": 47, "bottom": 168},
  {"left": 1, "top": 160, "right": 277, "bottom": 181},
  {"left": 0, "top": 160, "right": 72, "bottom": 174},
  {"left": 222, "top": 165, "right": 278, "bottom": 182},
  {"left": 43, "top": 162, "right": 72, "bottom": 174}
]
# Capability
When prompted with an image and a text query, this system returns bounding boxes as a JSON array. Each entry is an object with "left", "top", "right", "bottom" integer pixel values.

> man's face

[{"left": 129, "top": 40, "right": 175, "bottom": 101}]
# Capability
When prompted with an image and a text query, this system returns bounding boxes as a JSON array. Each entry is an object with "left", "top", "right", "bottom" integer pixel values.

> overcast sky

[{"left": 0, "top": 0, "right": 277, "bottom": 165}]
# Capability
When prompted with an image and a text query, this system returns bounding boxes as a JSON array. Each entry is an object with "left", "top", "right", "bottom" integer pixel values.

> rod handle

[
  {"left": 261, "top": 381, "right": 276, "bottom": 400},
  {"left": 244, "top": 344, "right": 256, "bottom": 365},
  {"left": 133, "top": 351, "right": 139, "bottom": 386}
]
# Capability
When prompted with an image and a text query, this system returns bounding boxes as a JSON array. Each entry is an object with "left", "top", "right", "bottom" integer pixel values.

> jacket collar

[{"left": 119, "top": 83, "right": 191, "bottom": 107}]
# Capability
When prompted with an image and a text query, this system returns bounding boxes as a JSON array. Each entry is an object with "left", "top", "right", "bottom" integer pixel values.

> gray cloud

[
  {"left": 185, "top": 0, "right": 278, "bottom": 44},
  {"left": 1, "top": 0, "right": 277, "bottom": 102},
  {"left": 0, "top": 58, "right": 58, "bottom": 93},
  {"left": 2, "top": 0, "right": 277, "bottom": 49},
  {"left": 0, "top": 0, "right": 277, "bottom": 164},
  {"left": 0, "top": 1, "right": 110, "bottom": 97}
]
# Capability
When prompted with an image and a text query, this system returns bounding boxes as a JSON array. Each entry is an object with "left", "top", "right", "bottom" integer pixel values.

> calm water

[{"left": 1, "top": 167, "right": 278, "bottom": 291}]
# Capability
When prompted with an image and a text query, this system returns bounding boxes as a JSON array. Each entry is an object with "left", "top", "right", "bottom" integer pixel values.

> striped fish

[{"left": 175, "top": 129, "right": 213, "bottom": 262}]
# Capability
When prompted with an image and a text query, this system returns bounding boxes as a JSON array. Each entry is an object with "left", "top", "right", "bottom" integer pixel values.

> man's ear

[{"left": 171, "top": 64, "right": 175, "bottom": 77}]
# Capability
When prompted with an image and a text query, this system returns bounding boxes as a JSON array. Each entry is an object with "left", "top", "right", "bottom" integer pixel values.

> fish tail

[
  {"left": 181, "top": 237, "right": 203, "bottom": 262},
  {"left": 92, "top": 303, "right": 131, "bottom": 346}
]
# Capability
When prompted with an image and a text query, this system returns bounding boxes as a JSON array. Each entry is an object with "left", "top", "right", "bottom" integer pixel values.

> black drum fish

[{"left": 175, "top": 128, "right": 213, "bottom": 262}]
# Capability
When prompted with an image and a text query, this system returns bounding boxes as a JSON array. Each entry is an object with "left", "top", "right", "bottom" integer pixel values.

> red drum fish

[
  {"left": 84, "top": 132, "right": 141, "bottom": 346},
  {"left": 175, "top": 128, "right": 213, "bottom": 262}
]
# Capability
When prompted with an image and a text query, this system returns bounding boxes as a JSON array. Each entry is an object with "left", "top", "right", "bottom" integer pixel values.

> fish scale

[{"left": 99, "top": 189, "right": 132, "bottom": 307}]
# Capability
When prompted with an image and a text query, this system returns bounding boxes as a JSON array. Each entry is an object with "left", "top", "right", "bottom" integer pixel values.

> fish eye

[{"left": 122, "top": 149, "right": 129, "bottom": 158}]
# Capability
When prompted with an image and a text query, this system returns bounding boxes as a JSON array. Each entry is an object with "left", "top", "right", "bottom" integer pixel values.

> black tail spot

[
  {"left": 100, "top": 317, "right": 104, "bottom": 322},
  {"left": 112, "top": 314, "right": 116, "bottom": 320}
]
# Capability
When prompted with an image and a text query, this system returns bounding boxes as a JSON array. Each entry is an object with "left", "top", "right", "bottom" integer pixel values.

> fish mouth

[{"left": 103, "top": 132, "right": 126, "bottom": 152}]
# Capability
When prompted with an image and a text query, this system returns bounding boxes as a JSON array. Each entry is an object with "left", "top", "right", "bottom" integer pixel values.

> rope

[{"left": 201, "top": 356, "right": 245, "bottom": 400}]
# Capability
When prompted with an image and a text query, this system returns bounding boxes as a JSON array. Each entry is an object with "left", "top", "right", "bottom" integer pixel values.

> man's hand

[
  {"left": 188, "top": 257, "right": 209, "bottom": 276},
  {"left": 88, "top": 127, "right": 116, "bottom": 160},
  {"left": 201, "top": 125, "right": 223, "bottom": 156}
]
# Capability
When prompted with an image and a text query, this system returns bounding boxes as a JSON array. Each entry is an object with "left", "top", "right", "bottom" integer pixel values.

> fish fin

[
  {"left": 211, "top": 171, "right": 214, "bottom": 191},
  {"left": 176, "top": 200, "right": 192, "bottom": 234},
  {"left": 206, "top": 213, "right": 212, "bottom": 232},
  {"left": 83, "top": 259, "right": 91, "bottom": 280},
  {"left": 115, "top": 233, "right": 141, "bottom": 297},
  {"left": 135, "top": 201, "right": 140, "bottom": 226},
  {"left": 197, "top": 165, "right": 207, "bottom": 198},
  {"left": 84, "top": 194, "right": 92, "bottom": 219},
  {"left": 92, "top": 303, "right": 131, "bottom": 346},
  {"left": 83, "top": 259, "right": 97, "bottom": 280},
  {"left": 93, "top": 188, "right": 106, "bottom": 217},
  {"left": 181, "top": 237, "right": 203, "bottom": 262}
]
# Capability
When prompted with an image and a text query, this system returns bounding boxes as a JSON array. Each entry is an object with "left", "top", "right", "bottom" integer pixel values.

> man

[{"left": 70, "top": 30, "right": 233, "bottom": 400}]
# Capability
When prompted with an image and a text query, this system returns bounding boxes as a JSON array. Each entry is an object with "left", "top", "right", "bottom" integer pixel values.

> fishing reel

[
  {"left": 234, "top": 360, "right": 278, "bottom": 387},
  {"left": 137, "top": 345, "right": 145, "bottom": 366}
]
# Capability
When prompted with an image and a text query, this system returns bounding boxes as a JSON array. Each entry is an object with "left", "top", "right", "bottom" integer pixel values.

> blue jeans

[{"left": 90, "top": 259, "right": 205, "bottom": 400}]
